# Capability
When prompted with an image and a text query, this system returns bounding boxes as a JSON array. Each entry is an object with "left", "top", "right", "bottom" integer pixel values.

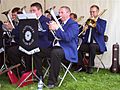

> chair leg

[
  {"left": 96, "top": 55, "right": 105, "bottom": 72},
  {"left": 58, "top": 62, "right": 77, "bottom": 87},
  {"left": 43, "top": 58, "right": 51, "bottom": 79}
]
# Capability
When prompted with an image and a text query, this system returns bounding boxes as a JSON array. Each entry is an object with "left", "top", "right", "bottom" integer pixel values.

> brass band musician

[{"left": 75, "top": 5, "right": 107, "bottom": 74}]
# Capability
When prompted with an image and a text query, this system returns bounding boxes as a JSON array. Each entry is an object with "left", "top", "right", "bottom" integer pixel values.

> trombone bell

[{"left": 86, "top": 18, "right": 96, "bottom": 28}]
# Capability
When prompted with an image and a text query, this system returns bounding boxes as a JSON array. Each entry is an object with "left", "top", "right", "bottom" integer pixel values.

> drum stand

[{"left": 17, "top": 54, "right": 48, "bottom": 88}]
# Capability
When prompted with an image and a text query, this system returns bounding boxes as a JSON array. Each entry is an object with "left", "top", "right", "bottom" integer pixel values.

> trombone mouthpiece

[{"left": 58, "top": 17, "right": 62, "bottom": 20}]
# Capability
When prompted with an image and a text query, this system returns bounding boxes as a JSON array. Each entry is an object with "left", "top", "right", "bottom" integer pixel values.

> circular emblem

[
  {"left": 25, "top": 31, "right": 32, "bottom": 41},
  {"left": 22, "top": 25, "right": 34, "bottom": 45}
]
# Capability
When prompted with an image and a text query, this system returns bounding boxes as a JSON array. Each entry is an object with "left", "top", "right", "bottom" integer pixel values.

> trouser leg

[
  {"left": 48, "top": 47, "right": 65, "bottom": 85},
  {"left": 89, "top": 43, "right": 100, "bottom": 67}
]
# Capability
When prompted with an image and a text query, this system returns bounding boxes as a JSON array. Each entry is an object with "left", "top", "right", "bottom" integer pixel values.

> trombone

[{"left": 78, "top": 9, "right": 107, "bottom": 36}]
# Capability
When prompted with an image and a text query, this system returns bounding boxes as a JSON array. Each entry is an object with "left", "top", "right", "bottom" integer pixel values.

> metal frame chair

[
  {"left": 43, "top": 59, "right": 77, "bottom": 87},
  {"left": 58, "top": 62, "right": 77, "bottom": 87}
]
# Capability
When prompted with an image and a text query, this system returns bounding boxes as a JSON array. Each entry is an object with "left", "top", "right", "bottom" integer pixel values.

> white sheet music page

[{"left": 17, "top": 13, "right": 37, "bottom": 20}]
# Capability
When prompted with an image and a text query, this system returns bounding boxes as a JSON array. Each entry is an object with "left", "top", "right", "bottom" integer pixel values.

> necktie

[
  {"left": 61, "top": 23, "right": 64, "bottom": 27},
  {"left": 88, "top": 27, "right": 92, "bottom": 43}
]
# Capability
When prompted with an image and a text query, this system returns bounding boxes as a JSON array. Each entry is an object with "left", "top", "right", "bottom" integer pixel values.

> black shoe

[
  {"left": 74, "top": 66, "right": 86, "bottom": 72},
  {"left": 47, "top": 84, "right": 55, "bottom": 89},
  {"left": 74, "top": 67, "right": 83, "bottom": 72},
  {"left": 86, "top": 67, "right": 93, "bottom": 74}
]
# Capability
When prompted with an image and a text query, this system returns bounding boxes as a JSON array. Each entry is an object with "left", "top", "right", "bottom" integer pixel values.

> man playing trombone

[{"left": 75, "top": 5, "right": 107, "bottom": 74}]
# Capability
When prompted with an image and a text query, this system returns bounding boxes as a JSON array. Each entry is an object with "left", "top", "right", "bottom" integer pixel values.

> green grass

[{"left": 0, "top": 69, "right": 120, "bottom": 90}]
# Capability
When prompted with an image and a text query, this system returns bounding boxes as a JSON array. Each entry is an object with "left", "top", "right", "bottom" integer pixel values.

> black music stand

[
  {"left": 0, "top": 28, "right": 7, "bottom": 71},
  {"left": 16, "top": 14, "right": 46, "bottom": 88}
]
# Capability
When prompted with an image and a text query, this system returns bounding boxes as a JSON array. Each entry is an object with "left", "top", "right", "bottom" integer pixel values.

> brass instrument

[
  {"left": 78, "top": 9, "right": 107, "bottom": 36},
  {"left": 77, "top": 16, "right": 84, "bottom": 23},
  {"left": 2, "top": 9, "right": 16, "bottom": 45},
  {"left": 20, "top": 6, "right": 26, "bottom": 14},
  {"left": 48, "top": 6, "right": 63, "bottom": 46},
  {"left": 2, "top": 9, "right": 15, "bottom": 29},
  {"left": 86, "top": 9, "right": 107, "bottom": 27}
]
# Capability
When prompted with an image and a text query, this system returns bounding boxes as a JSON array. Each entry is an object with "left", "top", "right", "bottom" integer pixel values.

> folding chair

[
  {"left": 95, "top": 35, "right": 108, "bottom": 72},
  {"left": 58, "top": 62, "right": 77, "bottom": 87},
  {"left": 43, "top": 58, "right": 51, "bottom": 79},
  {"left": 42, "top": 59, "right": 77, "bottom": 87},
  {"left": 57, "top": 37, "right": 82, "bottom": 87},
  {"left": 95, "top": 52, "right": 105, "bottom": 72}
]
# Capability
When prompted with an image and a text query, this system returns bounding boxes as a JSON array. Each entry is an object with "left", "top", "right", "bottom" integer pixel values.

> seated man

[
  {"left": 47, "top": 6, "right": 79, "bottom": 88},
  {"left": 70, "top": 12, "right": 78, "bottom": 22},
  {"left": 0, "top": 20, "right": 3, "bottom": 68},
  {"left": 76, "top": 5, "right": 107, "bottom": 74},
  {"left": 6, "top": 2, "right": 52, "bottom": 77}
]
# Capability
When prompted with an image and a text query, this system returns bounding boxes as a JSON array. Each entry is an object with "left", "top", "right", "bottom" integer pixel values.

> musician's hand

[
  {"left": 48, "top": 21, "right": 59, "bottom": 31},
  {"left": 83, "top": 24, "right": 88, "bottom": 31},
  {"left": 3, "top": 21, "right": 13, "bottom": 31}
]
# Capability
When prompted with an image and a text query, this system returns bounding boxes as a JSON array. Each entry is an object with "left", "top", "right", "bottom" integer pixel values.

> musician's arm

[
  {"left": 55, "top": 23, "right": 79, "bottom": 42},
  {"left": 38, "top": 19, "right": 50, "bottom": 37},
  {"left": 95, "top": 19, "right": 107, "bottom": 35},
  {"left": 11, "top": 27, "right": 19, "bottom": 43}
]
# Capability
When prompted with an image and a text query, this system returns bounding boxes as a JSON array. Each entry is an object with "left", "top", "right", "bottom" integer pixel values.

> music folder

[{"left": 17, "top": 13, "right": 40, "bottom": 55}]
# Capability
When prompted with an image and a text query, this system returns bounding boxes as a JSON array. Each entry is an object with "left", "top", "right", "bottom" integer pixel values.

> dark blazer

[
  {"left": 55, "top": 18, "right": 79, "bottom": 63},
  {"left": 82, "top": 18, "right": 107, "bottom": 52},
  {"left": 0, "top": 21, "right": 3, "bottom": 47},
  {"left": 38, "top": 15, "right": 52, "bottom": 48}
]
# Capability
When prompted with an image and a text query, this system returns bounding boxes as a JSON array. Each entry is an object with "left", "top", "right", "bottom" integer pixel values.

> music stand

[
  {"left": 0, "top": 29, "right": 7, "bottom": 71},
  {"left": 16, "top": 13, "right": 46, "bottom": 88}
]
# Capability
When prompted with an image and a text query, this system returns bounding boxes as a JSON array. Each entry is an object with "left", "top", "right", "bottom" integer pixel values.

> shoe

[
  {"left": 74, "top": 66, "right": 86, "bottom": 72},
  {"left": 86, "top": 67, "right": 93, "bottom": 74},
  {"left": 47, "top": 84, "right": 55, "bottom": 89},
  {"left": 74, "top": 67, "right": 83, "bottom": 72}
]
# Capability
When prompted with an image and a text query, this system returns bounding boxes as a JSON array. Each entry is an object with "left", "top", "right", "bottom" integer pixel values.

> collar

[{"left": 62, "top": 18, "right": 70, "bottom": 25}]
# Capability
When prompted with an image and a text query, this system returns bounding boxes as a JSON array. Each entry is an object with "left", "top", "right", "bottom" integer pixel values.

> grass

[{"left": 0, "top": 68, "right": 120, "bottom": 90}]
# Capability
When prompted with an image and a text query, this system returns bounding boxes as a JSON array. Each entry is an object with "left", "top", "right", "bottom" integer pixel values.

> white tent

[{"left": 0, "top": 0, "right": 120, "bottom": 68}]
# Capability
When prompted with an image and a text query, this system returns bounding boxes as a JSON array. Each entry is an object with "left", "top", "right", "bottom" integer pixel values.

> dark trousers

[
  {"left": 78, "top": 43, "right": 100, "bottom": 67},
  {"left": 0, "top": 52, "right": 4, "bottom": 68},
  {"left": 6, "top": 45, "right": 27, "bottom": 72},
  {"left": 48, "top": 46, "right": 65, "bottom": 85},
  {"left": 34, "top": 47, "right": 52, "bottom": 77}
]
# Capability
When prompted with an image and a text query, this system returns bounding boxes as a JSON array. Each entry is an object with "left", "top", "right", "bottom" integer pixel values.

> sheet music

[{"left": 17, "top": 13, "right": 37, "bottom": 19}]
